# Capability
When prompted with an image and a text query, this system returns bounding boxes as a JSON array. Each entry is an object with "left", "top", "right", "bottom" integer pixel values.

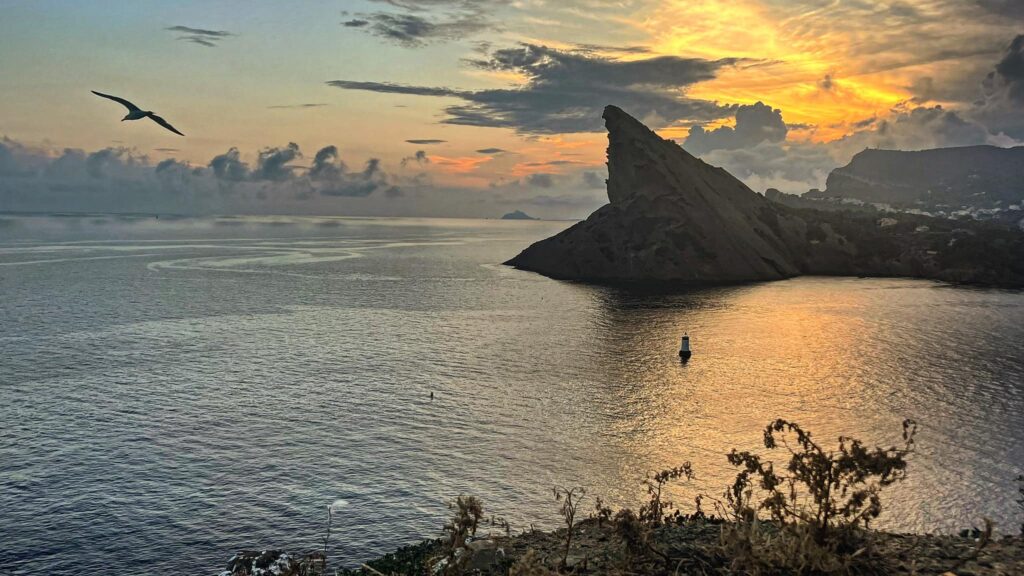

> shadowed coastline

[{"left": 505, "top": 106, "right": 1024, "bottom": 288}]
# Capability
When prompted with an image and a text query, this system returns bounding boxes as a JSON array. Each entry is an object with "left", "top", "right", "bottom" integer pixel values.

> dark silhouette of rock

[
  {"left": 505, "top": 105, "right": 800, "bottom": 283},
  {"left": 505, "top": 106, "right": 1024, "bottom": 287},
  {"left": 808, "top": 146, "right": 1024, "bottom": 210},
  {"left": 501, "top": 210, "right": 538, "bottom": 220}
]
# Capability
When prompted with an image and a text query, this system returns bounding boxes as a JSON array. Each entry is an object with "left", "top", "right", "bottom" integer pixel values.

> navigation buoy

[{"left": 679, "top": 333, "right": 692, "bottom": 361}]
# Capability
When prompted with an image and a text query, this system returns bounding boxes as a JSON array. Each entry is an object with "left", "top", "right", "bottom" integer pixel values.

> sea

[{"left": 1, "top": 213, "right": 1022, "bottom": 575}]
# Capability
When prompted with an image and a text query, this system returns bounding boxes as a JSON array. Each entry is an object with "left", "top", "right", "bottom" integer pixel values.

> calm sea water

[{"left": 1, "top": 214, "right": 1022, "bottom": 575}]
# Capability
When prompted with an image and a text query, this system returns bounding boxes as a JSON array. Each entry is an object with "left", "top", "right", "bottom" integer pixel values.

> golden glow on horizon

[{"left": 640, "top": 0, "right": 945, "bottom": 142}]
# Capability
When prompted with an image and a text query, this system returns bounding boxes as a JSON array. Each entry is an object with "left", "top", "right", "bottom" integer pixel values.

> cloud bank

[
  {"left": 0, "top": 139, "right": 400, "bottom": 215},
  {"left": 329, "top": 43, "right": 741, "bottom": 133}
]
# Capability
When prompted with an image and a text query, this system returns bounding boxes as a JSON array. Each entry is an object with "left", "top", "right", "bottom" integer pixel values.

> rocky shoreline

[
  {"left": 220, "top": 518, "right": 1024, "bottom": 575},
  {"left": 505, "top": 106, "right": 1024, "bottom": 288}
]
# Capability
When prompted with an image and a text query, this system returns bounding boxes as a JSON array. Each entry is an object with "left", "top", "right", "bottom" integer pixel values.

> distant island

[
  {"left": 505, "top": 105, "right": 1024, "bottom": 287},
  {"left": 501, "top": 210, "right": 539, "bottom": 220}
]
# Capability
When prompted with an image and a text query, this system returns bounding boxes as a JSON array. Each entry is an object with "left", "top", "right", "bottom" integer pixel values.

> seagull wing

[
  {"left": 91, "top": 91, "right": 142, "bottom": 112},
  {"left": 147, "top": 114, "right": 185, "bottom": 136}
]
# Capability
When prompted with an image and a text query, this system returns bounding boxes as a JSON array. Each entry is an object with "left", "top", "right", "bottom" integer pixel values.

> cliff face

[
  {"left": 505, "top": 106, "right": 1024, "bottom": 287},
  {"left": 811, "top": 146, "right": 1024, "bottom": 209},
  {"left": 505, "top": 106, "right": 802, "bottom": 283}
]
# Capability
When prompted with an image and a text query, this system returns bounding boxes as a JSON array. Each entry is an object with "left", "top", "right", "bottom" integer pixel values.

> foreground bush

[{"left": 277, "top": 418, "right": 1022, "bottom": 575}]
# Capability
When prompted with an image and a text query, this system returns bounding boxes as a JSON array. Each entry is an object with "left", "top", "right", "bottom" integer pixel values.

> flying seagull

[{"left": 91, "top": 91, "right": 185, "bottom": 136}]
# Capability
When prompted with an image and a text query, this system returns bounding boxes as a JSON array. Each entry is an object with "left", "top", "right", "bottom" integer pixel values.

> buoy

[{"left": 679, "top": 333, "right": 692, "bottom": 360}]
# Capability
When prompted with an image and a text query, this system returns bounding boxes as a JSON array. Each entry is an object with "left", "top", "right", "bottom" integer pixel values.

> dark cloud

[
  {"left": 581, "top": 170, "right": 605, "bottom": 189},
  {"left": 342, "top": 0, "right": 496, "bottom": 48},
  {"left": 306, "top": 145, "right": 399, "bottom": 198},
  {"left": 869, "top": 106, "right": 992, "bottom": 148},
  {"left": 328, "top": 43, "right": 738, "bottom": 133},
  {"left": 154, "top": 147, "right": 180, "bottom": 152},
  {"left": 326, "top": 80, "right": 461, "bottom": 97},
  {"left": 342, "top": 12, "right": 490, "bottom": 47},
  {"left": 209, "top": 148, "right": 249, "bottom": 181},
  {"left": 268, "top": 103, "right": 328, "bottom": 109},
  {"left": 252, "top": 143, "right": 301, "bottom": 182},
  {"left": 684, "top": 102, "right": 788, "bottom": 155},
  {"left": 86, "top": 148, "right": 134, "bottom": 179},
  {"left": 819, "top": 74, "right": 834, "bottom": 91},
  {"left": 155, "top": 158, "right": 187, "bottom": 173},
  {"left": 319, "top": 158, "right": 396, "bottom": 197},
  {"left": 989, "top": 34, "right": 1024, "bottom": 103},
  {"left": 973, "top": 34, "right": 1024, "bottom": 140},
  {"left": 44, "top": 148, "right": 86, "bottom": 179},
  {"left": 851, "top": 116, "right": 877, "bottom": 129},
  {"left": 166, "top": 25, "right": 233, "bottom": 47},
  {"left": 523, "top": 160, "right": 580, "bottom": 166},
  {"left": 310, "top": 145, "right": 346, "bottom": 181},
  {"left": 476, "top": 148, "right": 504, "bottom": 154},
  {"left": 570, "top": 43, "right": 651, "bottom": 55},
  {"left": 166, "top": 25, "right": 231, "bottom": 37},
  {"left": 0, "top": 138, "right": 39, "bottom": 177},
  {"left": 405, "top": 139, "right": 447, "bottom": 144},
  {"left": 0, "top": 142, "right": 19, "bottom": 177},
  {"left": 692, "top": 102, "right": 1004, "bottom": 194},
  {"left": 368, "top": 0, "right": 499, "bottom": 10},
  {"left": 974, "top": 0, "right": 1024, "bottom": 18},
  {"left": 182, "top": 37, "right": 217, "bottom": 47},
  {"left": 525, "top": 173, "right": 554, "bottom": 188},
  {"left": 401, "top": 150, "right": 430, "bottom": 166}
]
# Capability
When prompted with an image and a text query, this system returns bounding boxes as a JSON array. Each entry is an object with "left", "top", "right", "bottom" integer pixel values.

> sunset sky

[{"left": 1, "top": 0, "right": 1021, "bottom": 217}]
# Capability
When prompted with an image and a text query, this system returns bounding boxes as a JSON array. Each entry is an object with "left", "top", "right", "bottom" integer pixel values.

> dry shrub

[
  {"left": 592, "top": 496, "right": 613, "bottom": 527},
  {"left": 718, "top": 419, "right": 917, "bottom": 575},
  {"left": 639, "top": 463, "right": 694, "bottom": 527},
  {"left": 613, "top": 508, "right": 649, "bottom": 563},
  {"left": 552, "top": 485, "right": 586, "bottom": 570},
  {"left": 720, "top": 520, "right": 871, "bottom": 575},
  {"left": 445, "top": 495, "right": 484, "bottom": 547},
  {"left": 441, "top": 495, "right": 484, "bottom": 575},
  {"left": 509, "top": 549, "right": 557, "bottom": 576}
]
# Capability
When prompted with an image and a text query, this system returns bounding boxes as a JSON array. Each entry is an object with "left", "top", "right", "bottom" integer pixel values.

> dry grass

[{"left": 299, "top": 419, "right": 1024, "bottom": 576}]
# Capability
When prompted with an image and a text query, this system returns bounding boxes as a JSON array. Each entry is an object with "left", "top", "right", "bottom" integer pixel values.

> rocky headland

[
  {"left": 505, "top": 106, "right": 1024, "bottom": 287},
  {"left": 807, "top": 146, "right": 1024, "bottom": 212}
]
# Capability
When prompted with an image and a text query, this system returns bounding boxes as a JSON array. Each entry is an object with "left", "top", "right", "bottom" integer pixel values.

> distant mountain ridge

[
  {"left": 505, "top": 106, "right": 1024, "bottom": 287},
  {"left": 808, "top": 145, "right": 1024, "bottom": 210}
]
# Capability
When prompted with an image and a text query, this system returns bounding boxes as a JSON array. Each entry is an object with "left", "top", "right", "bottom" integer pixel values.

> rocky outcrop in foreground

[
  {"left": 219, "top": 549, "right": 324, "bottom": 576},
  {"left": 505, "top": 106, "right": 1024, "bottom": 287},
  {"left": 223, "top": 519, "right": 1024, "bottom": 575}
]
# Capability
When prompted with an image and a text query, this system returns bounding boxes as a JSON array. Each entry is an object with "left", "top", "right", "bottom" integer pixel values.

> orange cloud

[
  {"left": 637, "top": 0, "right": 1005, "bottom": 143},
  {"left": 428, "top": 155, "right": 494, "bottom": 174}
]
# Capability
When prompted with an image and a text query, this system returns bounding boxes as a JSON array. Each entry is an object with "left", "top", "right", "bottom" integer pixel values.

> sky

[{"left": 0, "top": 0, "right": 1021, "bottom": 218}]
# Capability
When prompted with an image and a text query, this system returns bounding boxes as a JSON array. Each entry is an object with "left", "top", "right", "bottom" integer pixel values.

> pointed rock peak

[
  {"left": 602, "top": 105, "right": 655, "bottom": 137},
  {"left": 602, "top": 105, "right": 707, "bottom": 205}
]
